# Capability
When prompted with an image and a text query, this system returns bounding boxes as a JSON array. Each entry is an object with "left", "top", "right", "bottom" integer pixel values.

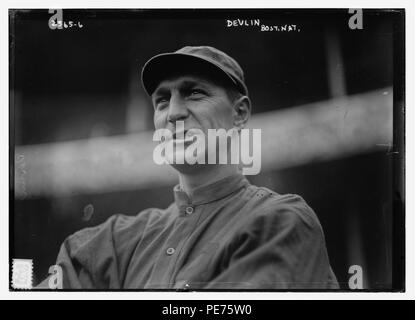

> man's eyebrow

[
  {"left": 152, "top": 78, "right": 214, "bottom": 100},
  {"left": 179, "top": 80, "right": 211, "bottom": 90},
  {"left": 154, "top": 79, "right": 211, "bottom": 94},
  {"left": 152, "top": 86, "right": 170, "bottom": 98}
]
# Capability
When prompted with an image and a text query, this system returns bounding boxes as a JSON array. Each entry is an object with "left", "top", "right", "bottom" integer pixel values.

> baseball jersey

[{"left": 39, "top": 173, "right": 339, "bottom": 289}]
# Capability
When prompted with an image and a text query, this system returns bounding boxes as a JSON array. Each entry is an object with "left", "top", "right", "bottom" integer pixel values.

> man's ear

[{"left": 233, "top": 96, "right": 251, "bottom": 130}]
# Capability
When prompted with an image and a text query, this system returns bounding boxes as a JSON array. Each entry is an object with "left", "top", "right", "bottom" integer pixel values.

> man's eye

[
  {"left": 155, "top": 97, "right": 169, "bottom": 108},
  {"left": 189, "top": 89, "right": 205, "bottom": 96}
]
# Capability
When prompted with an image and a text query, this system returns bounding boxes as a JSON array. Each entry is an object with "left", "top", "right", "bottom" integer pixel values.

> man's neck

[{"left": 178, "top": 164, "right": 240, "bottom": 199}]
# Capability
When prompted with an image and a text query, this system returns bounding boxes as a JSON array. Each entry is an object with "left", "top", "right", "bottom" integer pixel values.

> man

[{"left": 39, "top": 46, "right": 338, "bottom": 289}]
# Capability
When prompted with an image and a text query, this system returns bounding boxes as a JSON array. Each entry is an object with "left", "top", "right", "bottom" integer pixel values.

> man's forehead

[{"left": 153, "top": 74, "right": 219, "bottom": 93}]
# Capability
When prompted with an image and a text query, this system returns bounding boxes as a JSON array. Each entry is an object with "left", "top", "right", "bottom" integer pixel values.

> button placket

[
  {"left": 148, "top": 205, "right": 202, "bottom": 288},
  {"left": 168, "top": 204, "right": 205, "bottom": 287}
]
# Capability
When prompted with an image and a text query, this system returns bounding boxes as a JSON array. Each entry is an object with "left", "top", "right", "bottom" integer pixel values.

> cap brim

[{"left": 141, "top": 53, "right": 244, "bottom": 96}]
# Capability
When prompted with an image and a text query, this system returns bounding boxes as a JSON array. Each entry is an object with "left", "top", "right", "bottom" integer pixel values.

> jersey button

[
  {"left": 185, "top": 206, "right": 194, "bottom": 215},
  {"left": 166, "top": 247, "right": 175, "bottom": 255}
]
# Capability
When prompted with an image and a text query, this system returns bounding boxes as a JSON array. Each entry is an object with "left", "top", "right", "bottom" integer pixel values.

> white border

[{"left": 1, "top": 0, "right": 412, "bottom": 300}]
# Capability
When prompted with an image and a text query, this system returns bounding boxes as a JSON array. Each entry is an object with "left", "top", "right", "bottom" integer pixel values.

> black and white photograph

[{"left": 9, "top": 8, "right": 405, "bottom": 291}]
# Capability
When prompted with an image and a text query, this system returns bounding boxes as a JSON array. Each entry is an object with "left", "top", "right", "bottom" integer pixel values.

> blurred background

[{"left": 11, "top": 9, "right": 404, "bottom": 289}]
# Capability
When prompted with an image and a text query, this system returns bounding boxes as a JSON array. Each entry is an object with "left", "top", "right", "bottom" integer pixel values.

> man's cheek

[
  {"left": 213, "top": 108, "right": 234, "bottom": 128},
  {"left": 153, "top": 114, "right": 165, "bottom": 129}
]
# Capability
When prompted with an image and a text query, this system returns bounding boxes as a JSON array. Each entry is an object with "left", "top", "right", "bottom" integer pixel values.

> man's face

[
  {"left": 152, "top": 74, "right": 235, "bottom": 132},
  {"left": 151, "top": 74, "right": 236, "bottom": 168}
]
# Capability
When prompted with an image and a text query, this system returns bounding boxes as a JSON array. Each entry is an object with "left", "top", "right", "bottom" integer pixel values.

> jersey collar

[{"left": 173, "top": 173, "right": 250, "bottom": 209}]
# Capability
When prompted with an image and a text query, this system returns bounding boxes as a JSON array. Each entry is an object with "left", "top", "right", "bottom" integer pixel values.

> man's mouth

[
  {"left": 172, "top": 130, "right": 188, "bottom": 140},
  {"left": 171, "top": 129, "right": 199, "bottom": 142}
]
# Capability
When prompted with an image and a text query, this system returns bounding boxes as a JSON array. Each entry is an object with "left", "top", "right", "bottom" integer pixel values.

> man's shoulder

[
  {"left": 65, "top": 206, "right": 171, "bottom": 251},
  {"left": 246, "top": 184, "right": 322, "bottom": 232}
]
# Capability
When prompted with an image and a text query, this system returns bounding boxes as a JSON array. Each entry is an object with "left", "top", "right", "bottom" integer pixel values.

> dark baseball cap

[{"left": 141, "top": 46, "right": 248, "bottom": 96}]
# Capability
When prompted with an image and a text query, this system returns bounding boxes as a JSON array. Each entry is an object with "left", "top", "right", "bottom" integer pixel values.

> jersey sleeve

[
  {"left": 204, "top": 195, "right": 339, "bottom": 289},
  {"left": 36, "top": 212, "right": 148, "bottom": 289}
]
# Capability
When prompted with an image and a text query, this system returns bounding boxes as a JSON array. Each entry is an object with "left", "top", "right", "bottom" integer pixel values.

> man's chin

[
  {"left": 164, "top": 149, "right": 207, "bottom": 165},
  {"left": 164, "top": 151, "right": 208, "bottom": 172},
  {"left": 169, "top": 162, "right": 210, "bottom": 174}
]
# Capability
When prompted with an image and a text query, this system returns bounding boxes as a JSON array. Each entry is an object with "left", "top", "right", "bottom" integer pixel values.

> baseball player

[{"left": 38, "top": 46, "right": 338, "bottom": 289}]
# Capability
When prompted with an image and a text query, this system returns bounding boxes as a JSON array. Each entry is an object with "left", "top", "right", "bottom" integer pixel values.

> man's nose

[{"left": 167, "top": 95, "right": 189, "bottom": 123}]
